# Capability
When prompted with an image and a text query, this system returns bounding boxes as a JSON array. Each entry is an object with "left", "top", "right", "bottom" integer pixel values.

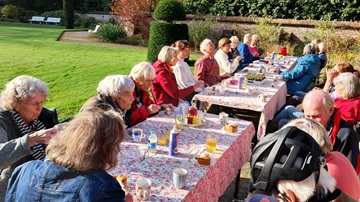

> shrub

[
  {"left": 97, "top": 23, "right": 127, "bottom": 43},
  {"left": 117, "top": 34, "right": 148, "bottom": 47},
  {"left": 188, "top": 19, "right": 214, "bottom": 51},
  {"left": 2, "top": 5, "right": 21, "bottom": 20},
  {"left": 147, "top": 0, "right": 188, "bottom": 63},
  {"left": 147, "top": 22, "right": 189, "bottom": 62},
  {"left": 153, "top": 0, "right": 186, "bottom": 22}
]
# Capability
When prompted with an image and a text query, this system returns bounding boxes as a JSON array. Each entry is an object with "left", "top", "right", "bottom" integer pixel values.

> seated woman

[
  {"left": 0, "top": 75, "right": 58, "bottom": 201},
  {"left": 284, "top": 118, "right": 360, "bottom": 201},
  {"left": 248, "top": 34, "right": 260, "bottom": 59},
  {"left": 80, "top": 75, "right": 135, "bottom": 126},
  {"left": 194, "top": 39, "right": 222, "bottom": 86},
  {"left": 279, "top": 43, "right": 320, "bottom": 95},
  {"left": 333, "top": 72, "right": 360, "bottom": 126},
  {"left": 5, "top": 107, "right": 132, "bottom": 202},
  {"left": 127, "top": 62, "right": 174, "bottom": 127},
  {"left": 171, "top": 40, "right": 203, "bottom": 93},
  {"left": 214, "top": 38, "right": 242, "bottom": 79},
  {"left": 228, "top": 36, "right": 241, "bottom": 60},
  {"left": 152, "top": 46, "right": 203, "bottom": 106}
]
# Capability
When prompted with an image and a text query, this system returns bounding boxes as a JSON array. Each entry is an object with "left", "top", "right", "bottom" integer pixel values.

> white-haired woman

[
  {"left": 237, "top": 33, "right": 256, "bottom": 68},
  {"left": 279, "top": 43, "right": 321, "bottom": 94},
  {"left": 194, "top": 39, "right": 221, "bottom": 86},
  {"left": 248, "top": 34, "right": 260, "bottom": 58},
  {"left": 228, "top": 36, "right": 241, "bottom": 60},
  {"left": 333, "top": 72, "right": 360, "bottom": 126},
  {"left": 152, "top": 46, "right": 203, "bottom": 107},
  {"left": 80, "top": 75, "right": 135, "bottom": 126},
  {"left": 284, "top": 118, "right": 360, "bottom": 200},
  {"left": 127, "top": 62, "right": 174, "bottom": 126},
  {"left": 0, "top": 75, "right": 58, "bottom": 201}
]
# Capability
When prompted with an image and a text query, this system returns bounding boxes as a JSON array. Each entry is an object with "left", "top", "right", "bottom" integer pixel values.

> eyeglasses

[{"left": 22, "top": 99, "right": 47, "bottom": 107}]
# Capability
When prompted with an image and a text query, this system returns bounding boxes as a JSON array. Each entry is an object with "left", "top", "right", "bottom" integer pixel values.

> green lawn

[
  {"left": 0, "top": 22, "right": 149, "bottom": 121},
  {"left": 0, "top": 22, "right": 200, "bottom": 121}
]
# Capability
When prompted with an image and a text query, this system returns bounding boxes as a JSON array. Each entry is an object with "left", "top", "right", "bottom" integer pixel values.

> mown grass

[{"left": 0, "top": 22, "right": 148, "bottom": 121}]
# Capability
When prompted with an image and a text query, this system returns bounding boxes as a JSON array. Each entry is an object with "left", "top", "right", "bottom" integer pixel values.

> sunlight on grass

[{"left": 0, "top": 22, "right": 148, "bottom": 120}]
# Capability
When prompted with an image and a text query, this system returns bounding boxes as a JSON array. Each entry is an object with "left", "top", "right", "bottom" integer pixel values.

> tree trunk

[{"left": 63, "top": 0, "right": 74, "bottom": 29}]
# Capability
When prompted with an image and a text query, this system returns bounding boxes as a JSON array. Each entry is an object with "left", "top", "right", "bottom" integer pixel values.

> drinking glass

[{"left": 206, "top": 134, "right": 217, "bottom": 152}]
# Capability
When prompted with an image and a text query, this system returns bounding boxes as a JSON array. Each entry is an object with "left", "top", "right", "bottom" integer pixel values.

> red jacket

[
  {"left": 128, "top": 83, "right": 155, "bottom": 127},
  {"left": 335, "top": 95, "right": 360, "bottom": 125},
  {"left": 151, "top": 60, "right": 194, "bottom": 107}
]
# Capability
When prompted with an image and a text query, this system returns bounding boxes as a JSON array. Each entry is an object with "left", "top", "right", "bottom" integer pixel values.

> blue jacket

[
  {"left": 280, "top": 54, "right": 320, "bottom": 94},
  {"left": 237, "top": 43, "right": 253, "bottom": 67},
  {"left": 5, "top": 160, "right": 125, "bottom": 202}
]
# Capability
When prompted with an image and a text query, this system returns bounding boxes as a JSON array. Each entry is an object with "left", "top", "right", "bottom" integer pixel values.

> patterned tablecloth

[
  {"left": 193, "top": 56, "right": 298, "bottom": 140},
  {"left": 109, "top": 112, "right": 256, "bottom": 202}
]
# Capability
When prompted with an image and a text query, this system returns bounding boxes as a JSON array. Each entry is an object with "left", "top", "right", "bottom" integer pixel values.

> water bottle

[
  {"left": 238, "top": 74, "right": 244, "bottom": 89},
  {"left": 169, "top": 126, "right": 179, "bottom": 156},
  {"left": 148, "top": 130, "right": 157, "bottom": 153}
]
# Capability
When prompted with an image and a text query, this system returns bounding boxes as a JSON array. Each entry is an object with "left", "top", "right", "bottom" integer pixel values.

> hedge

[{"left": 147, "top": 22, "right": 189, "bottom": 63}]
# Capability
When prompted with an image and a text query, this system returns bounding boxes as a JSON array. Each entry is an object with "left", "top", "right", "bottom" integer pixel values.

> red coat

[
  {"left": 128, "top": 84, "right": 155, "bottom": 126},
  {"left": 335, "top": 94, "right": 360, "bottom": 125},
  {"left": 151, "top": 60, "right": 194, "bottom": 106}
]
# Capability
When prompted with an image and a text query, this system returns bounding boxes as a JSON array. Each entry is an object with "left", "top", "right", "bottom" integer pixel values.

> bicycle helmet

[{"left": 250, "top": 126, "right": 324, "bottom": 193}]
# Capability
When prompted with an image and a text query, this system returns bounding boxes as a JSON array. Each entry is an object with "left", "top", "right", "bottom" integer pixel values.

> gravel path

[{"left": 58, "top": 31, "right": 252, "bottom": 202}]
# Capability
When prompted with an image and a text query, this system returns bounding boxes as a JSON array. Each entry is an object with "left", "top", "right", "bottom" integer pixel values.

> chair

[{"left": 88, "top": 25, "right": 101, "bottom": 33}]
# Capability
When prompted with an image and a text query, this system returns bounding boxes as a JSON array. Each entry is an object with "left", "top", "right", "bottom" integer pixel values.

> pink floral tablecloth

[
  {"left": 193, "top": 57, "right": 298, "bottom": 140},
  {"left": 109, "top": 112, "right": 255, "bottom": 202}
]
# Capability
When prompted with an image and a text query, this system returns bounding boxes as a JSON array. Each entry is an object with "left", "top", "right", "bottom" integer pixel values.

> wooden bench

[
  {"left": 44, "top": 17, "right": 62, "bottom": 25},
  {"left": 29, "top": 16, "right": 45, "bottom": 24}
]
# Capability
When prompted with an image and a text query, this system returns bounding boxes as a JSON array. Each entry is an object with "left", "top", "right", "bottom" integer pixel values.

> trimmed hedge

[
  {"left": 147, "top": 22, "right": 189, "bottom": 63},
  {"left": 153, "top": 0, "right": 186, "bottom": 22}
]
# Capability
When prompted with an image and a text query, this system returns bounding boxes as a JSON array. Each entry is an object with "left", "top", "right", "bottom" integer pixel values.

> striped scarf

[{"left": 11, "top": 112, "right": 46, "bottom": 160}]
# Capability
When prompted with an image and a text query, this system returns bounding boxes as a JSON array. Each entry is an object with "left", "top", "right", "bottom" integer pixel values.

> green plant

[
  {"left": 1, "top": 5, "right": 21, "bottom": 19},
  {"left": 251, "top": 18, "right": 283, "bottom": 54},
  {"left": 188, "top": 19, "right": 214, "bottom": 51},
  {"left": 147, "top": 0, "right": 188, "bottom": 62},
  {"left": 153, "top": 0, "right": 186, "bottom": 22},
  {"left": 97, "top": 23, "right": 127, "bottom": 43}
]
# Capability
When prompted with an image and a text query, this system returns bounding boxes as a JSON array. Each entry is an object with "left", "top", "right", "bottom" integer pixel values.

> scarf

[
  {"left": 11, "top": 112, "right": 46, "bottom": 160},
  {"left": 328, "top": 109, "right": 342, "bottom": 146}
]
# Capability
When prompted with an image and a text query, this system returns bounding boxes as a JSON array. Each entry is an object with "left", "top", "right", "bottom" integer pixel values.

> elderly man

[
  {"left": 194, "top": 38, "right": 221, "bottom": 86},
  {"left": 270, "top": 90, "right": 359, "bottom": 170},
  {"left": 279, "top": 43, "right": 320, "bottom": 94}
]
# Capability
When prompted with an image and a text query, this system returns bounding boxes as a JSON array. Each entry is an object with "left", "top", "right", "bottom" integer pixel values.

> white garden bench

[
  {"left": 29, "top": 16, "right": 45, "bottom": 24},
  {"left": 45, "top": 17, "right": 62, "bottom": 25}
]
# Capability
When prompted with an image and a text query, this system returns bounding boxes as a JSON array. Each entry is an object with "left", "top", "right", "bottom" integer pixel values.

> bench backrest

[
  {"left": 31, "top": 16, "right": 45, "bottom": 21},
  {"left": 46, "top": 17, "right": 61, "bottom": 23}
]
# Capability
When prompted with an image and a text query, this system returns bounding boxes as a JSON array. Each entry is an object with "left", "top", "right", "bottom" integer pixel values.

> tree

[
  {"left": 63, "top": 0, "right": 74, "bottom": 29},
  {"left": 111, "top": 0, "right": 158, "bottom": 38}
]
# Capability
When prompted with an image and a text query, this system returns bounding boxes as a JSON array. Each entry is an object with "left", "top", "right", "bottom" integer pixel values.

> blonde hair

[
  {"left": 283, "top": 118, "right": 333, "bottom": 154},
  {"left": 0, "top": 75, "right": 49, "bottom": 111},
  {"left": 218, "top": 38, "right": 231, "bottom": 48},
  {"left": 130, "top": 62, "right": 156, "bottom": 81},
  {"left": 46, "top": 107, "right": 127, "bottom": 171}
]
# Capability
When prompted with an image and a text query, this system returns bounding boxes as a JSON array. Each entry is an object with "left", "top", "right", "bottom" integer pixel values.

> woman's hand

[
  {"left": 235, "top": 55, "right": 243, "bottom": 61},
  {"left": 193, "top": 80, "right": 204, "bottom": 90},
  {"left": 28, "top": 128, "right": 57, "bottom": 147},
  {"left": 326, "top": 68, "right": 338, "bottom": 83},
  {"left": 147, "top": 104, "right": 161, "bottom": 114},
  {"left": 161, "top": 103, "right": 175, "bottom": 110}
]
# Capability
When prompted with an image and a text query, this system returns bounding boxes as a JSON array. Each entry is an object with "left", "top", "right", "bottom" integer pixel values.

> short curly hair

[{"left": 0, "top": 75, "right": 49, "bottom": 111}]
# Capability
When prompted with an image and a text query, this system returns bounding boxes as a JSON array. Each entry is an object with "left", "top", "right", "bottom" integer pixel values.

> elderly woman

[
  {"left": 214, "top": 38, "right": 242, "bottom": 78},
  {"left": 127, "top": 62, "right": 174, "bottom": 126},
  {"left": 237, "top": 34, "right": 256, "bottom": 68},
  {"left": 6, "top": 107, "right": 132, "bottom": 201},
  {"left": 284, "top": 118, "right": 360, "bottom": 201},
  {"left": 194, "top": 39, "right": 222, "bottom": 86},
  {"left": 248, "top": 34, "right": 260, "bottom": 58},
  {"left": 333, "top": 72, "right": 360, "bottom": 126},
  {"left": 171, "top": 40, "right": 204, "bottom": 93},
  {"left": 152, "top": 46, "right": 203, "bottom": 106},
  {"left": 280, "top": 43, "right": 321, "bottom": 94},
  {"left": 80, "top": 75, "right": 135, "bottom": 126},
  {"left": 228, "top": 36, "right": 241, "bottom": 60},
  {"left": 0, "top": 75, "right": 58, "bottom": 200}
]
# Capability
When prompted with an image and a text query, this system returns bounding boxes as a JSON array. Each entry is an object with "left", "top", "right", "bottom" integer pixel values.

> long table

[
  {"left": 109, "top": 112, "right": 255, "bottom": 201},
  {"left": 193, "top": 56, "right": 298, "bottom": 140}
]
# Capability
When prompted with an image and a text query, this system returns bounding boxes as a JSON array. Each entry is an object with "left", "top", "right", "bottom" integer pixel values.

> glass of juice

[{"left": 206, "top": 134, "right": 217, "bottom": 152}]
